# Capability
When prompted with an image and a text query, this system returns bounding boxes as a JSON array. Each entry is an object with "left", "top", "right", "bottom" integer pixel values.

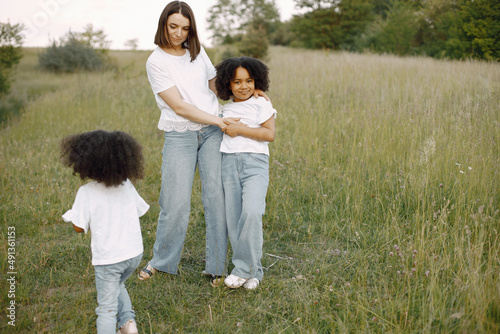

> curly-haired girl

[
  {"left": 61, "top": 130, "right": 149, "bottom": 334},
  {"left": 215, "top": 57, "right": 277, "bottom": 290}
]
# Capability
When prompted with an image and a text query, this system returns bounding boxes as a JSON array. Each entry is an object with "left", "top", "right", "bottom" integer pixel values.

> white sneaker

[
  {"left": 224, "top": 274, "right": 248, "bottom": 288},
  {"left": 117, "top": 320, "right": 138, "bottom": 334},
  {"left": 243, "top": 278, "right": 260, "bottom": 290}
]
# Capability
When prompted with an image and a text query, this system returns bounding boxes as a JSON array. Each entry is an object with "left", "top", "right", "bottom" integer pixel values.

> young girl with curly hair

[
  {"left": 61, "top": 130, "right": 149, "bottom": 334},
  {"left": 215, "top": 57, "right": 277, "bottom": 290}
]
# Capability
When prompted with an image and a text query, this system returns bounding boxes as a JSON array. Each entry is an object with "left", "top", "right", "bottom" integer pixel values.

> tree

[
  {"left": 294, "top": 0, "right": 340, "bottom": 10},
  {"left": 286, "top": 0, "right": 498, "bottom": 60},
  {"left": 207, "top": 0, "right": 280, "bottom": 45},
  {"left": 269, "top": 20, "right": 296, "bottom": 46},
  {"left": 238, "top": 25, "right": 269, "bottom": 59},
  {"left": 414, "top": 0, "right": 499, "bottom": 60},
  {"left": 361, "top": 1, "right": 418, "bottom": 55},
  {"left": 413, "top": 0, "right": 463, "bottom": 58},
  {"left": 74, "top": 24, "right": 111, "bottom": 50},
  {"left": 0, "top": 22, "right": 23, "bottom": 96},
  {"left": 290, "top": 0, "right": 373, "bottom": 50},
  {"left": 125, "top": 38, "right": 139, "bottom": 50},
  {"left": 460, "top": 0, "right": 500, "bottom": 60}
]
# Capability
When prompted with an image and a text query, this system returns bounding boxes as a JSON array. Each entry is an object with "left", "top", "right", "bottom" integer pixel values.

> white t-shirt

[
  {"left": 146, "top": 46, "right": 219, "bottom": 132},
  {"left": 220, "top": 97, "right": 277, "bottom": 155},
  {"left": 62, "top": 179, "right": 149, "bottom": 266}
]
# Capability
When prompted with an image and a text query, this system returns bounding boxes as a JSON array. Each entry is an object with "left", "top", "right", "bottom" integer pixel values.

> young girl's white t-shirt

[
  {"left": 220, "top": 97, "right": 277, "bottom": 155},
  {"left": 62, "top": 179, "right": 149, "bottom": 266},
  {"left": 146, "top": 46, "right": 219, "bottom": 132}
]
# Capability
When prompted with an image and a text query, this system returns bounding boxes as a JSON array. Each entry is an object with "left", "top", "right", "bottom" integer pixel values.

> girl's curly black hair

[
  {"left": 215, "top": 56, "right": 270, "bottom": 101},
  {"left": 61, "top": 130, "right": 144, "bottom": 187}
]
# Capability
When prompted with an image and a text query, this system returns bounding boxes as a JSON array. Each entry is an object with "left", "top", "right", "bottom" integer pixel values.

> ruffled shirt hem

[{"left": 157, "top": 119, "right": 209, "bottom": 133}]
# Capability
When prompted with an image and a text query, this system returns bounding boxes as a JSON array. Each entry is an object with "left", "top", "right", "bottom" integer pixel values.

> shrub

[
  {"left": 238, "top": 25, "right": 269, "bottom": 60},
  {"left": 39, "top": 36, "right": 107, "bottom": 72},
  {"left": 0, "top": 22, "right": 23, "bottom": 96},
  {"left": 38, "top": 25, "right": 114, "bottom": 73}
]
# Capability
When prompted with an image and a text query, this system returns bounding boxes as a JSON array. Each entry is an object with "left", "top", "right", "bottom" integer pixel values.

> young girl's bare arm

[{"left": 224, "top": 116, "right": 275, "bottom": 142}]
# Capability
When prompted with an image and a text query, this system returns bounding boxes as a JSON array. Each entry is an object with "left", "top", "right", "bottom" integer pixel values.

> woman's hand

[
  {"left": 223, "top": 117, "right": 241, "bottom": 125},
  {"left": 253, "top": 89, "right": 270, "bottom": 101}
]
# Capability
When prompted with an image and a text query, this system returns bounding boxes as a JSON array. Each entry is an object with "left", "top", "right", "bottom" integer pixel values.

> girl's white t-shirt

[
  {"left": 146, "top": 46, "right": 219, "bottom": 132},
  {"left": 220, "top": 97, "right": 277, "bottom": 155},
  {"left": 62, "top": 179, "right": 149, "bottom": 266}
]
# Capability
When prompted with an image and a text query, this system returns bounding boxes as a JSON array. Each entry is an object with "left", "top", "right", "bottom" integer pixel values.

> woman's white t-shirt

[
  {"left": 62, "top": 179, "right": 149, "bottom": 266},
  {"left": 220, "top": 97, "right": 277, "bottom": 156},
  {"left": 146, "top": 46, "right": 219, "bottom": 132}
]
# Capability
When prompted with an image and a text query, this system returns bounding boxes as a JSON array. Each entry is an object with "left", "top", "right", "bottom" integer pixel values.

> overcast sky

[{"left": 0, "top": 0, "right": 299, "bottom": 50}]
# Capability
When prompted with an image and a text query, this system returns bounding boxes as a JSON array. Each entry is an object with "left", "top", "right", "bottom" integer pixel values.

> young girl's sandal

[{"left": 138, "top": 262, "right": 156, "bottom": 280}]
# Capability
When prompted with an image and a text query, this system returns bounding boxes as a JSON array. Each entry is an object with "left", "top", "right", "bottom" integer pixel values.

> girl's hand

[
  {"left": 224, "top": 124, "right": 240, "bottom": 137},
  {"left": 253, "top": 89, "right": 270, "bottom": 101},
  {"left": 72, "top": 224, "right": 84, "bottom": 233},
  {"left": 224, "top": 123, "right": 248, "bottom": 137},
  {"left": 220, "top": 117, "right": 241, "bottom": 132}
]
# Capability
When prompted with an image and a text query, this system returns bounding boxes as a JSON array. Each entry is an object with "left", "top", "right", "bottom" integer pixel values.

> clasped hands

[{"left": 220, "top": 117, "right": 246, "bottom": 137}]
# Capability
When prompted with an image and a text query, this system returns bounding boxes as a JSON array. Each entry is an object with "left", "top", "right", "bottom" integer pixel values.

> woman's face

[{"left": 166, "top": 13, "right": 190, "bottom": 48}]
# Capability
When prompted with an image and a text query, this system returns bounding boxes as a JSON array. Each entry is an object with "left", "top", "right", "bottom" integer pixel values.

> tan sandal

[
  {"left": 202, "top": 270, "right": 224, "bottom": 287},
  {"left": 138, "top": 262, "right": 156, "bottom": 281}
]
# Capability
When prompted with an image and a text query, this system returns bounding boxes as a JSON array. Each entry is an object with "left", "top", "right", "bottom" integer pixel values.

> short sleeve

[
  {"left": 146, "top": 57, "right": 175, "bottom": 94},
  {"left": 200, "top": 47, "right": 216, "bottom": 81},
  {"left": 62, "top": 187, "right": 91, "bottom": 233},
  {"left": 257, "top": 98, "right": 277, "bottom": 124},
  {"left": 127, "top": 181, "right": 150, "bottom": 217}
]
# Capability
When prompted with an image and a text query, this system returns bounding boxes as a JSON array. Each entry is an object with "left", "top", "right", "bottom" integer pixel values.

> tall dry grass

[{"left": 0, "top": 47, "right": 498, "bottom": 333}]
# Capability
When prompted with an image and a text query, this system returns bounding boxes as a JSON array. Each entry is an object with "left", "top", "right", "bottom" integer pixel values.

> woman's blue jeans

[
  {"left": 94, "top": 253, "right": 142, "bottom": 333},
  {"left": 151, "top": 125, "right": 227, "bottom": 276},
  {"left": 222, "top": 153, "right": 269, "bottom": 281}
]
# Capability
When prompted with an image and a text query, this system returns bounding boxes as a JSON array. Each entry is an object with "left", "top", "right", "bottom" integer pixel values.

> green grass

[{"left": 1, "top": 47, "right": 499, "bottom": 333}]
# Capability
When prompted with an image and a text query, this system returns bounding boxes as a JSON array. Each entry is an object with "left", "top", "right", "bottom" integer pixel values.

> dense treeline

[
  {"left": 209, "top": 0, "right": 500, "bottom": 61},
  {"left": 287, "top": 0, "right": 499, "bottom": 60}
]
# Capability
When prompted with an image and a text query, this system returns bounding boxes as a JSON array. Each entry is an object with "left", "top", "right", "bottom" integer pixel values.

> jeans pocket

[{"left": 248, "top": 153, "right": 269, "bottom": 165}]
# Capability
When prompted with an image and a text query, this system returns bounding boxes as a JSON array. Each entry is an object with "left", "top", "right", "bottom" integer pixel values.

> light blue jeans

[
  {"left": 94, "top": 253, "right": 142, "bottom": 333},
  {"left": 222, "top": 153, "right": 269, "bottom": 281},
  {"left": 151, "top": 125, "right": 227, "bottom": 276}
]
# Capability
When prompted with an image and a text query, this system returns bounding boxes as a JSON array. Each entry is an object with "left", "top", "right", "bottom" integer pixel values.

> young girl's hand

[
  {"left": 220, "top": 117, "right": 241, "bottom": 132},
  {"left": 72, "top": 224, "right": 84, "bottom": 233},
  {"left": 224, "top": 123, "right": 248, "bottom": 137},
  {"left": 253, "top": 89, "right": 270, "bottom": 101}
]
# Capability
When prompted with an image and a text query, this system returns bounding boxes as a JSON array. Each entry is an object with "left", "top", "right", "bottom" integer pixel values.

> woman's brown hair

[{"left": 154, "top": 1, "right": 201, "bottom": 62}]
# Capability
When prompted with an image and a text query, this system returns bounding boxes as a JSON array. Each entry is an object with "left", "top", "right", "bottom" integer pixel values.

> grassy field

[{"left": 0, "top": 46, "right": 499, "bottom": 333}]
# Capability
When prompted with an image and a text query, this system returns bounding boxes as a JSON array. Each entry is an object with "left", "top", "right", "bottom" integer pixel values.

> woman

[{"left": 140, "top": 1, "right": 264, "bottom": 286}]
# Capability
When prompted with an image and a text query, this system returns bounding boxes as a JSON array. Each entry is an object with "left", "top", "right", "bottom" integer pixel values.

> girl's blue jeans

[
  {"left": 94, "top": 253, "right": 142, "bottom": 333},
  {"left": 151, "top": 125, "right": 227, "bottom": 276},
  {"left": 222, "top": 153, "right": 269, "bottom": 281}
]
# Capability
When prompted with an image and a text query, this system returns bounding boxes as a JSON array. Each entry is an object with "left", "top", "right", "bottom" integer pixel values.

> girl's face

[
  {"left": 230, "top": 67, "right": 255, "bottom": 102},
  {"left": 166, "top": 13, "right": 190, "bottom": 48}
]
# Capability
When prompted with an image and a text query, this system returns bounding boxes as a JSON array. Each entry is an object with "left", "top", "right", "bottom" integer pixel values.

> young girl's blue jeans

[
  {"left": 94, "top": 252, "right": 142, "bottom": 333},
  {"left": 151, "top": 125, "right": 227, "bottom": 276},
  {"left": 222, "top": 153, "right": 269, "bottom": 281}
]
